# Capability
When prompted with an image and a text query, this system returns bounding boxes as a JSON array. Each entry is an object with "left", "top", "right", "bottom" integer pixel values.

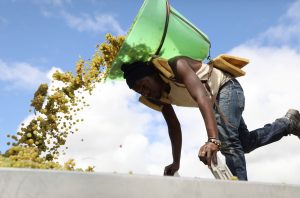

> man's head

[{"left": 121, "top": 61, "right": 164, "bottom": 99}]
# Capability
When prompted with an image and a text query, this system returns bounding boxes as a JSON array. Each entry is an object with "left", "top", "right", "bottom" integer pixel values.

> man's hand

[
  {"left": 198, "top": 142, "right": 219, "bottom": 168},
  {"left": 164, "top": 162, "right": 179, "bottom": 176}
]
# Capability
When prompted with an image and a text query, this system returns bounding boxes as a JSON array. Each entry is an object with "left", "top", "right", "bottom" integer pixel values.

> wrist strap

[{"left": 206, "top": 138, "right": 221, "bottom": 150}]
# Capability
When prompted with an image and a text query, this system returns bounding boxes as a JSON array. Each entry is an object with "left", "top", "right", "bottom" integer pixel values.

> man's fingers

[
  {"left": 164, "top": 170, "right": 175, "bottom": 176},
  {"left": 199, "top": 143, "right": 220, "bottom": 168},
  {"left": 212, "top": 152, "right": 218, "bottom": 165},
  {"left": 198, "top": 145, "right": 208, "bottom": 165},
  {"left": 206, "top": 150, "right": 212, "bottom": 168},
  {"left": 198, "top": 149, "right": 206, "bottom": 156},
  {"left": 198, "top": 155, "right": 207, "bottom": 165},
  {"left": 164, "top": 170, "right": 169, "bottom": 176},
  {"left": 164, "top": 167, "right": 175, "bottom": 176},
  {"left": 170, "top": 169, "right": 176, "bottom": 176},
  {"left": 164, "top": 163, "right": 180, "bottom": 176},
  {"left": 164, "top": 167, "right": 169, "bottom": 176}
]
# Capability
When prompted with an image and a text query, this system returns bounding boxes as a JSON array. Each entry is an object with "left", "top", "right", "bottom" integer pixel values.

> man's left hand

[{"left": 164, "top": 162, "right": 179, "bottom": 176}]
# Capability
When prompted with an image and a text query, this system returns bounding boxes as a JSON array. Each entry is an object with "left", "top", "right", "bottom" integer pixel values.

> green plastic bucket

[{"left": 109, "top": 0, "right": 211, "bottom": 79}]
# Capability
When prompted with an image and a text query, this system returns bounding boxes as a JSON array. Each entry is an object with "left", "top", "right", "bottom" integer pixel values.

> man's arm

[
  {"left": 161, "top": 103, "right": 182, "bottom": 176},
  {"left": 169, "top": 56, "right": 219, "bottom": 167}
]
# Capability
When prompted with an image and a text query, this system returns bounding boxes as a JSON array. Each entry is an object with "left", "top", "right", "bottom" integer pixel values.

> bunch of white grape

[{"left": 1, "top": 33, "right": 125, "bottom": 170}]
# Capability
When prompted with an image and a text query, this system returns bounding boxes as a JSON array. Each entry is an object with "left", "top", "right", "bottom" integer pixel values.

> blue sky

[{"left": 1, "top": 0, "right": 300, "bottom": 184}]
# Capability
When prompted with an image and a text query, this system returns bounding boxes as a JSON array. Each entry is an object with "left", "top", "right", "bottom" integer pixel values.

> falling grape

[{"left": 0, "top": 33, "right": 125, "bottom": 171}]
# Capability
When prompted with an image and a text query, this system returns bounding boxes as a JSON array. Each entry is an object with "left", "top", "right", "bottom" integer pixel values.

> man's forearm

[
  {"left": 162, "top": 104, "right": 182, "bottom": 165},
  {"left": 168, "top": 127, "right": 182, "bottom": 164},
  {"left": 197, "top": 98, "right": 219, "bottom": 139}
]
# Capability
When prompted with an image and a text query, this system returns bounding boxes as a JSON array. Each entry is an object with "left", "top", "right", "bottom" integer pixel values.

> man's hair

[{"left": 121, "top": 61, "right": 156, "bottom": 89}]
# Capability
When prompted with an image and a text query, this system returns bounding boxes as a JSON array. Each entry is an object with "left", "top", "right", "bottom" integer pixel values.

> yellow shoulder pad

[
  {"left": 152, "top": 57, "right": 175, "bottom": 79},
  {"left": 211, "top": 54, "right": 249, "bottom": 77}
]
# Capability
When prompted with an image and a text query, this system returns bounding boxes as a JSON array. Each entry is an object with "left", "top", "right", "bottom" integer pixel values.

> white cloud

[
  {"left": 251, "top": 0, "right": 300, "bottom": 49},
  {"left": 286, "top": 0, "right": 300, "bottom": 20},
  {"left": 0, "top": 59, "right": 49, "bottom": 90},
  {"left": 32, "top": 0, "right": 72, "bottom": 7},
  {"left": 35, "top": 0, "right": 125, "bottom": 35},
  {"left": 61, "top": 11, "right": 126, "bottom": 35},
  {"left": 58, "top": 82, "right": 167, "bottom": 173},
  {"left": 50, "top": 0, "right": 72, "bottom": 6}
]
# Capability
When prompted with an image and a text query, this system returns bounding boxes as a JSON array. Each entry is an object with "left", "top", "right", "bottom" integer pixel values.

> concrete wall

[{"left": 0, "top": 168, "right": 299, "bottom": 198}]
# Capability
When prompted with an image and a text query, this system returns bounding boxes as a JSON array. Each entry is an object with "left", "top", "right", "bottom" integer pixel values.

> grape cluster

[
  {"left": 1, "top": 33, "right": 125, "bottom": 171},
  {"left": 0, "top": 146, "right": 94, "bottom": 171}
]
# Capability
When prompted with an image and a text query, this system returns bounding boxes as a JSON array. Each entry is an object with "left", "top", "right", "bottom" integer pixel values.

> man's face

[{"left": 132, "top": 75, "right": 162, "bottom": 100}]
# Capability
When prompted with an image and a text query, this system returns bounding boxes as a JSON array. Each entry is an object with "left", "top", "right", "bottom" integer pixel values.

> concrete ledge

[{"left": 0, "top": 168, "right": 299, "bottom": 198}]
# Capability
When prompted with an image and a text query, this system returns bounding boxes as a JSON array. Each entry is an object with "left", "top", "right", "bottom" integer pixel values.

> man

[{"left": 120, "top": 56, "right": 300, "bottom": 180}]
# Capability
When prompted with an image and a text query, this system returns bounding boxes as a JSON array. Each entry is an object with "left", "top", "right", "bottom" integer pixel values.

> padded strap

[
  {"left": 209, "top": 54, "right": 249, "bottom": 77},
  {"left": 139, "top": 96, "right": 163, "bottom": 112}
]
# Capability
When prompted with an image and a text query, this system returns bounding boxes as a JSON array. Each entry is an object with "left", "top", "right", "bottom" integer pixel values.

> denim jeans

[{"left": 215, "top": 78, "right": 290, "bottom": 180}]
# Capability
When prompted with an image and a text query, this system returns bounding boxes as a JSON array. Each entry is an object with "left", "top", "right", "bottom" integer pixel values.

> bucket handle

[
  {"left": 154, "top": 0, "right": 170, "bottom": 56},
  {"left": 154, "top": 0, "right": 212, "bottom": 61}
]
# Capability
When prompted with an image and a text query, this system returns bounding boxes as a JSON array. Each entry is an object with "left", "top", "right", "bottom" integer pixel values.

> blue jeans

[{"left": 215, "top": 78, "right": 290, "bottom": 180}]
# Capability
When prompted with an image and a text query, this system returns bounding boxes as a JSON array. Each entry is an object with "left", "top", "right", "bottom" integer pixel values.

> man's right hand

[
  {"left": 198, "top": 142, "right": 219, "bottom": 168},
  {"left": 164, "top": 162, "right": 179, "bottom": 176}
]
